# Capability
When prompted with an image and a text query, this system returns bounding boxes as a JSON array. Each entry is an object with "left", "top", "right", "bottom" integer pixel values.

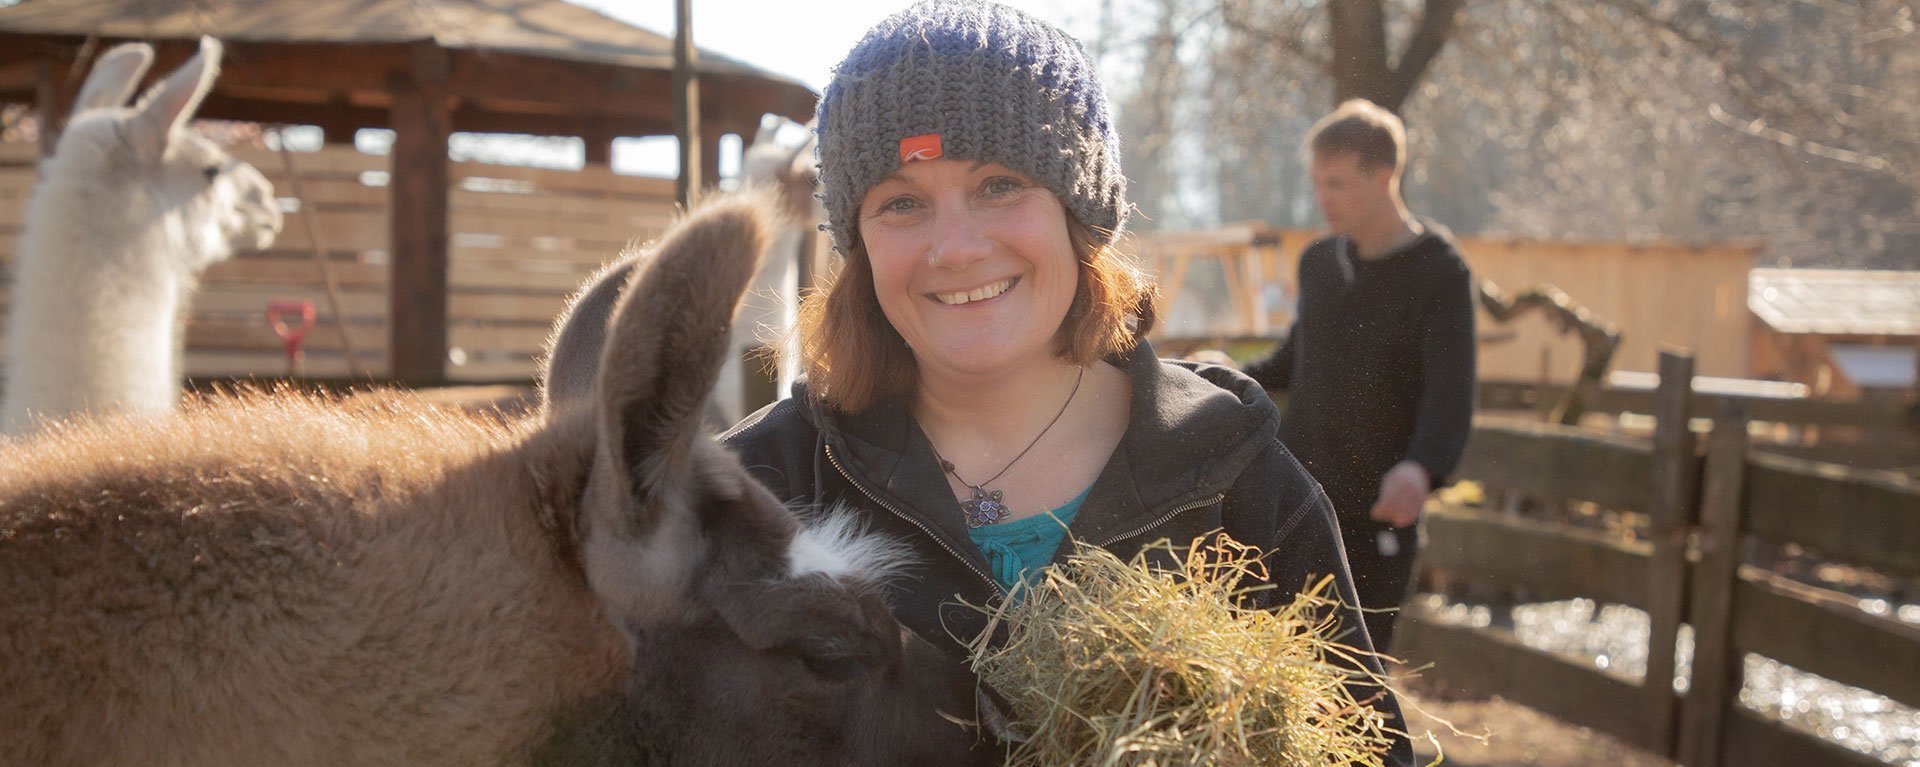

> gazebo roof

[
  {"left": 0, "top": 0, "right": 820, "bottom": 385},
  {"left": 0, "top": 0, "right": 818, "bottom": 138},
  {"left": 0, "top": 0, "right": 785, "bottom": 78}
]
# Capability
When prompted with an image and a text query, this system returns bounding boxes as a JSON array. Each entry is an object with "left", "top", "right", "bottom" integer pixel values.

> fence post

[
  {"left": 1678, "top": 400, "right": 1750, "bottom": 766},
  {"left": 1644, "top": 350, "right": 1700, "bottom": 756},
  {"left": 387, "top": 49, "right": 452, "bottom": 386}
]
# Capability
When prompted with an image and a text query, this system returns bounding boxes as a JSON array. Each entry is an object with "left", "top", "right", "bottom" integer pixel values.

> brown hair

[
  {"left": 793, "top": 216, "right": 1157, "bottom": 413},
  {"left": 1305, "top": 99, "right": 1407, "bottom": 177}
]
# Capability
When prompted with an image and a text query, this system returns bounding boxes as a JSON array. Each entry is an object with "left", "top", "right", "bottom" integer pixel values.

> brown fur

[
  {"left": 0, "top": 393, "right": 620, "bottom": 765},
  {"left": 0, "top": 193, "right": 1004, "bottom": 767}
]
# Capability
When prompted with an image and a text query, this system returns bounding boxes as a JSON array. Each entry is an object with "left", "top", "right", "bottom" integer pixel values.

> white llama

[
  {"left": 712, "top": 116, "right": 816, "bottom": 425},
  {"left": 1, "top": 37, "right": 283, "bottom": 435}
]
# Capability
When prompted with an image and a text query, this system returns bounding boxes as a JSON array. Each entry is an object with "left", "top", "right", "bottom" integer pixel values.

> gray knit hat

[{"left": 815, "top": 0, "right": 1127, "bottom": 257}]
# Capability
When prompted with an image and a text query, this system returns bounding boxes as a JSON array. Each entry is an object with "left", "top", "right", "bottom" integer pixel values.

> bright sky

[
  {"left": 561, "top": 0, "right": 1108, "bottom": 176},
  {"left": 570, "top": 0, "right": 1105, "bottom": 91}
]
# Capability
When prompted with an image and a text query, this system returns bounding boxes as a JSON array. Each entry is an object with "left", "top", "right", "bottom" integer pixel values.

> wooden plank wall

[
  {"left": 0, "top": 141, "right": 39, "bottom": 368},
  {"left": 1129, "top": 226, "right": 1760, "bottom": 380},
  {"left": 0, "top": 142, "right": 676, "bottom": 383},
  {"left": 1403, "top": 390, "right": 1920, "bottom": 766}
]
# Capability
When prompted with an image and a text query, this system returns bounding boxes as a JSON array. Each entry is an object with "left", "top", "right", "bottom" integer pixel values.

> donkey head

[
  {"left": 59, "top": 37, "right": 281, "bottom": 269},
  {"left": 560, "top": 192, "right": 1006, "bottom": 765}
]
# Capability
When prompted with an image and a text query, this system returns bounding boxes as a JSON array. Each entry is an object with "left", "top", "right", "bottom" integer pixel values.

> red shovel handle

[{"left": 268, "top": 299, "right": 317, "bottom": 361}]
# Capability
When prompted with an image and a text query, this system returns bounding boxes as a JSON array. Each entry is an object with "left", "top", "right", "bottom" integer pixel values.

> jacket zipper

[
  {"left": 823, "top": 442, "right": 1002, "bottom": 594},
  {"left": 1090, "top": 493, "right": 1224, "bottom": 548}
]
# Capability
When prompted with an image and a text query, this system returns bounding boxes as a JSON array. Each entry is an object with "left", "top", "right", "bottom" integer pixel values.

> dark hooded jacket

[{"left": 723, "top": 340, "right": 1412, "bottom": 765}]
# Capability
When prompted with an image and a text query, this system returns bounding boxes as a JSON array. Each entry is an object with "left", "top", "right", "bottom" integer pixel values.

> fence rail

[
  {"left": 0, "top": 142, "right": 673, "bottom": 383},
  {"left": 1480, "top": 379, "right": 1920, "bottom": 432},
  {"left": 1403, "top": 352, "right": 1920, "bottom": 767}
]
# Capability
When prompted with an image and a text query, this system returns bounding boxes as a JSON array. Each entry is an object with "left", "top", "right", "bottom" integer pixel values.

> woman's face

[{"left": 858, "top": 159, "right": 1078, "bottom": 381}]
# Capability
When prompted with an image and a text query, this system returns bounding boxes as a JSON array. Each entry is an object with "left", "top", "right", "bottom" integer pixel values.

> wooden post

[
  {"left": 673, "top": 0, "right": 701, "bottom": 208},
  {"left": 584, "top": 129, "right": 613, "bottom": 167},
  {"left": 1911, "top": 336, "right": 1919, "bottom": 404},
  {"left": 1643, "top": 350, "right": 1700, "bottom": 756},
  {"left": 35, "top": 54, "right": 80, "bottom": 157},
  {"left": 387, "top": 48, "right": 453, "bottom": 384},
  {"left": 701, "top": 125, "right": 726, "bottom": 190},
  {"left": 1677, "top": 400, "right": 1749, "bottom": 767}
]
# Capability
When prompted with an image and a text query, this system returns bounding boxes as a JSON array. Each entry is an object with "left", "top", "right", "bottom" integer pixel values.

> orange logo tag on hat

[{"left": 899, "top": 133, "right": 944, "bottom": 163}]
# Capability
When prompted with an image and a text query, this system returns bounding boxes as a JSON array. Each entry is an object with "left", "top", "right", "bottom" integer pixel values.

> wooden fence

[
  {"left": 1128, "top": 225, "right": 1761, "bottom": 381},
  {"left": 1401, "top": 352, "right": 1920, "bottom": 766},
  {"left": 1479, "top": 378, "right": 1920, "bottom": 474},
  {"left": 0, "top": 141, "right": 678, "bottom": 382}
]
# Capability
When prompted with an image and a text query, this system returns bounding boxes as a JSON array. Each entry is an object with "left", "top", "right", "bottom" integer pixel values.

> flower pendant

[{"left": 962, "top": 486, "right": 1008, "bottom": 528}]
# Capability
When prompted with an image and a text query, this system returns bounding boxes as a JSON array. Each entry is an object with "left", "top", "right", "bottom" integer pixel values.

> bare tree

[
  {"left": 1116, "top": 0, "right": 1193, "bottom": 229},
  {"left": 1100, "top": 0, "right": 1918, "bottom": 268}
]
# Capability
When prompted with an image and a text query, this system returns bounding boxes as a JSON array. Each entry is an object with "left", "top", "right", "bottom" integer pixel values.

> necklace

[{"left": 929, "top": 366, "right": 1085, "bottom": 528}]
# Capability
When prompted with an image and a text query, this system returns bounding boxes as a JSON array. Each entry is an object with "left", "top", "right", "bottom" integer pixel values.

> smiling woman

[
  {"left": 858, "top": 161, "right": 1080, "bottom": 385},
  {"left": 719, "top": 3, "right": 1414, "bottom": 764}
]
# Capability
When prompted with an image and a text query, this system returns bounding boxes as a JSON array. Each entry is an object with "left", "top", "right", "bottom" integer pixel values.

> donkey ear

[
  {"left": 127, "top": 36, "right": 221, "bottom": 161},
  {"left": 705, "top": 575, "right": 898, "bottom": 674},
  {"left": 539, "top": 254, "right": 638, "bottom": 416},
  {"left": 595, "top": 191, "right": 776, "bottom": 517},
  {"left": 73, "top": 43, "right": 154, "bottom": 114}
]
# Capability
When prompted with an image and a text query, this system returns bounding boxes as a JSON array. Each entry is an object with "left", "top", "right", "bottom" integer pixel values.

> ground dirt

[{"left": 1398, "top": 679, "right": 1676, "bottom": 767}]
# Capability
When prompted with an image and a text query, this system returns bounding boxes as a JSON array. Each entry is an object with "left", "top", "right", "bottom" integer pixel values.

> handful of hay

[{"left": 966, "top": 536, "right": 1399, "bottom": 767}]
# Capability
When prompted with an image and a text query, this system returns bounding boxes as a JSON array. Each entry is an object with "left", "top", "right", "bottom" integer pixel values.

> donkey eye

[
  {"left": 202, "top": 165, "right": 221, "bottom": 182},
  {"left": 800, "top": 652, "right": 868, "bottom": 682}
]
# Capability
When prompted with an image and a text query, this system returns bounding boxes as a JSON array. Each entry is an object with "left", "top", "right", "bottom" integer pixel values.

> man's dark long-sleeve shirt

[{"left": 1242, "top": 229, "right": 1477, "bottom": 515}]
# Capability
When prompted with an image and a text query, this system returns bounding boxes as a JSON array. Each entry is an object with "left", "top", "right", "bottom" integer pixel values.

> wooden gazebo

[{"left": 0, "top": 0, "right": 817, "bottom": 383}]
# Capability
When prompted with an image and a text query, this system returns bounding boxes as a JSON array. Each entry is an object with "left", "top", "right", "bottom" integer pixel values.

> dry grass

[{"left": 966, "top": 536, "right": 1399, "bottom": 767}]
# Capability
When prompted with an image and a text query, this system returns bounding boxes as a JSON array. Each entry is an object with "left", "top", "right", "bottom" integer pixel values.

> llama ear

[
  {"left": 538, "top": 254, "right": 638, "bottom": 416},
  {"left": 704, "top": 575, "right": 897, "bottom": 672},
  {"left": 73, "top": 43, "right": 154, "bottom": 114},
  {"left": 594, "top": 190, "right": 776, "bottom": 522},
  {"left": 127, "top": 36, "right": 222, "bottom": 161},
  {"left": 575, "top": 191, "right": 783, "bottom": 638}
]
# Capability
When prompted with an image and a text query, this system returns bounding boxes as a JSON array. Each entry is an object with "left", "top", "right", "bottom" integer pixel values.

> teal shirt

[{"left": 967, "top": 486, "right": 1092, "bottom": 593}]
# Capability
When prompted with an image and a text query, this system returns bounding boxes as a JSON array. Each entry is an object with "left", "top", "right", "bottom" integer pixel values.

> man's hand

[{"left": 1369, "top": 461, "right": 1431, "bottom": 529}]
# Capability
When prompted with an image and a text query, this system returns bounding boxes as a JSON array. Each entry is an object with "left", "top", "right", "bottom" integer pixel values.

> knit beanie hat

[{"left": 815, "top": 0, "right": 1127, "bottom": 258}]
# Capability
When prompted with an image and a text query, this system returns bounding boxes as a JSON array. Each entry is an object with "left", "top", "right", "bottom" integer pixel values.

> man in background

[{"left": 1242, "top": 99, "right": 1478, "bottom": 654}]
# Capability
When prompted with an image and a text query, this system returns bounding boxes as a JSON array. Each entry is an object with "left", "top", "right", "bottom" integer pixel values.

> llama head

[
  {"left": 54, "top": 37, "right": 282, "bottom": 270},
  {"left": 741, "top": 116, "right": 822, "bottom": 221},
  {"left": 553, "top": 191, "right": 1006, "bottom": 765}
]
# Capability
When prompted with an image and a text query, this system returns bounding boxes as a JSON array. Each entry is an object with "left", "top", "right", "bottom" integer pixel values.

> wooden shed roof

[
  {"left": 0, "top": 0, "right": 818, "bottom": 139},
  {"left": 1750, "top": 268, "right": 1920, "bottom": 337},
  {"left": 0, "top": 0, "right": 790, "bottom": 80}
]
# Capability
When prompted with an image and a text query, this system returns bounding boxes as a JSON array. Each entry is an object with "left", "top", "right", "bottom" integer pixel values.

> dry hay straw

[{"left": 965, "top": 535, "right": 1400, "bottom": 767}]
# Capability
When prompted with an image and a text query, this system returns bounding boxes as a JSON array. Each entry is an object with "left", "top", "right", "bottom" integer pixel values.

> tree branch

[
  {"left": 1386, "top": 0, "right": 1468, "bottom": 108},
  {"left": 1328, "top": 0, "right": 1389, "bottom": 102}
]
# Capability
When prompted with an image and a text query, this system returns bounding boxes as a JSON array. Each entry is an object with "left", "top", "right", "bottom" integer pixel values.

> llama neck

[{"left": 3, "top": 174, "right": 198, "bottom": 427}]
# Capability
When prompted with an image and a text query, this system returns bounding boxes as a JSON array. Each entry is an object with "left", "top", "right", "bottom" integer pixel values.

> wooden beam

[
  {"left": 1395, "top": 609, "right": 1658, "bottom": 751},
  {"left": 673, "top": 0, "right": 700, "bottom": 208},
  {"left": 584, "top": 128, "right": 614, "bottom": 167},
  {"left": 386, "top": 52, "right": 453, "bottom": 384},
  {"left": 33, "top": 53, "right": 78, "bottom": 157},
  {"left": 1678, "top": 401, "right": 1749, "bottom": 767},
  {"left": 1742, "top": 451, "right": 1920, "bottom": 577},
  {"left": 1733, "top": 566, "right": 1920, "bottom": 711},
  {"left": 1455, "top": 419, "right": 1656, "bottom": 514},
  {"left": 1720, "top": 709, "right": 1889, "bottom": 767},
  {"left": 208, "top": 95, "right": 674, "bottom": 143},
  {"left": 1642, "top": 351, "right": 1698, "bottom": 757},
  {"left": 701, "top": 124, "right": 725, "bottom": 190},
  {"left": 4, "top": 36, "right": 809, "bottom": 139},
  {"left": 1419, "top": 505, "right": 1651, "bottom": 608},
  {"left": 1477, "top": 379, "right": 1920, "bottom": 432}
]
